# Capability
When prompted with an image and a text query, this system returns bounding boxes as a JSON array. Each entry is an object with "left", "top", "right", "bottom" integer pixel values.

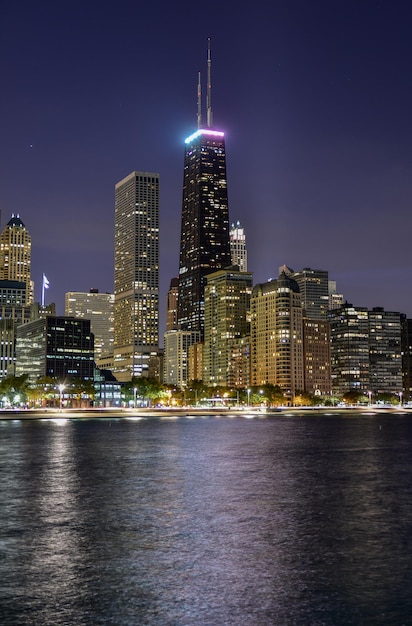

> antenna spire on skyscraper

[
  {"left": 206, "top": 37, "right": 213, "bottom": 128},
  {"left": 197, "top": 71, "right": 202, "bottom": 129}
]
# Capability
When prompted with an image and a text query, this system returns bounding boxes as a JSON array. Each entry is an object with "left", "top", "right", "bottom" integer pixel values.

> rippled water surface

[{"left": 1, "top": 412, "right": 412, "bottom": 625}]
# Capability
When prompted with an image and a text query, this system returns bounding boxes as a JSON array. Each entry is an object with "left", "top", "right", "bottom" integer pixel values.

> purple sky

[{"left": 1, "top": 1, "right": 412, "bottom": 334}]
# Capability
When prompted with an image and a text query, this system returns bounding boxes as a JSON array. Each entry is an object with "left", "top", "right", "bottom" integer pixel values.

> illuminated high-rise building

[
  {"left": 0, "top": 214, "right": 33, "bottom": 304},
  {"left": 251, "top": 271, "right": 304, "bottom": 403},
  {"left": 204, "top": 267, "right": 253, "bottom": 387},
  {"left": 230, "top": 221, "right": 247, "bottom": 272},
  {"left": 113, "top": 171, "right": 159, "bottom": 381},
  {"left": 177, "top": 40, "right": 231, "bottom": 337}
]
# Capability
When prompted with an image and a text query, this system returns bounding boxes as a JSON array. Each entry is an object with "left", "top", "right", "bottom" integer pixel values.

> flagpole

[{"left": 41, "top": 274, "right": 50, "bottom": 308}]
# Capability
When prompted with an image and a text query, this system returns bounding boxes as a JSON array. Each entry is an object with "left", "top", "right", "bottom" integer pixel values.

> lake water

[{"left": 1, "top": 411, "right": 412, "bottom": 625}]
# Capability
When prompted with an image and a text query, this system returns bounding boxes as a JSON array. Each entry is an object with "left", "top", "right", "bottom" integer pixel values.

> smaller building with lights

[{"left": 15, "top": 316, "right": 94, "bottom": 383}]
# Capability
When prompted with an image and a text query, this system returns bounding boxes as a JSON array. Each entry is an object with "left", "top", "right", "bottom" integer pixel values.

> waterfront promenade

[{"left": 1, "top": 405, "right": 410, "bottom": 420}]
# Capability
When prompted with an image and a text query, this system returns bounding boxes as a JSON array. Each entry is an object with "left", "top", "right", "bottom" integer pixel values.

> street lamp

[
  {"left": 58, "top": 384, "right": 65, "bottom": 412},
  {"left": 247, "top": 388, "right": 251, "bottom": 406},
  {"left": 368, "top": 390, "right": 372, "bottom": 406},
  {"left": 133, "top": 387, "right": 137, "bottom": 408},
  {"left": 399, "top": 391, "right": 403, "bottom": 406}
]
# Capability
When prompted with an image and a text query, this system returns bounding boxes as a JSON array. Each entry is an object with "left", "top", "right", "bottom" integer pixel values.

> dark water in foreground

[{"left": 1, "top": 411, "right": 412, "bottom": 625}]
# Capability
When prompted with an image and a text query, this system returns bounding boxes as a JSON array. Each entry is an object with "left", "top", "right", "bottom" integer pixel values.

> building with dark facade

[
  {"left": 177, "top": 41, "right": 231, "bottom": 337},
  {"left": 15, "top": 316, "right": 94, "bottom": 383},
  {"left": 282, "top": 266, "right": 329, "bottom": 320},
  {"left": 328, "top": 303, "right": 402, "bottom": 398},
  {"left": 0, "top": 279, "right": 32, "bottom": 380},
  {"left": 328, "top": 303, "right": 370, "bottom": 395},
  {"left": 401, "top": 314, "right": 412, "bottom": 402},
  {"left": 368, "top": 307, "right": 402, "bottom": 397}
]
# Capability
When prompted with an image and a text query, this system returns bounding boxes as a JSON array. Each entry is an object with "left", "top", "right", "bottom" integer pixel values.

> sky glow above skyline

[{"left": 1, "top": 1, "right": 412, "bottom": 335}]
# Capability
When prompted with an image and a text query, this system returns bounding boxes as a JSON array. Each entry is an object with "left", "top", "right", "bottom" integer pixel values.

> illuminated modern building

[
  {"left": 251, "top": 271, "right": 304, "bottom": 402},
  {"left": 177, "top": 41, "right": 231, "bottom": 337},
  {"left": 65, "top": 289, "right": 114, "bottom": 360},
  {"left": 164, "top": 330, "right": 201, "bottom": 388},
  {"left": 114, "top": 171, "right": 159, "bottom": 381},
  {"left": 368, "top": 307, "right": 402, "bottom": 396},
  {"left": 15, "top": 316, "right": 94, "bottom": 383},
  {"left": 328, "top": 303, "right": 370, "bottom": 396},
  {"left": 0, "top": 214, "right": 33, "bottom": 304},
  {"left": 329, "top": 304, "right": 403, "bottom": 398},
  {"left": 0, "top": 280, "right": 32, "bottom": 379},
  {"left": 230, "top": 221, "right": 247, "bottom": 272},
  {"left": 204, "top": 267, "right": 252, "bottom": 387},
  {"left": 0, "top": 319, "right": 16, "bottom": 380}
]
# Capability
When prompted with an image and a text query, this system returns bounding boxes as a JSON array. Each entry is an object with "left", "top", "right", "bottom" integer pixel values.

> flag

[{"left": 43, "top": 274, "right": 50, "bottom": 289}]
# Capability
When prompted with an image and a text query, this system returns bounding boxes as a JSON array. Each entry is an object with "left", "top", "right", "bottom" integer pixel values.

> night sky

[{"left": 1, "top": 1, "right": 412, "bottom": 335}]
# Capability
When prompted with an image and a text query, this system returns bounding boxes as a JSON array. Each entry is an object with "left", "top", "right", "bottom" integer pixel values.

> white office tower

[
  {"left": 114, "top": 171, "right": 159, "bottom": 381},
  {"left": 229, "top": 221, "right": 247, "bottom": 272},
  {"left": 65, "top": 289, "right": 114, "bottom": 360}
]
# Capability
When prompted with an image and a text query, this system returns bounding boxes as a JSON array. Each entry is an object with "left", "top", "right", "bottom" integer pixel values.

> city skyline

[{"left": 1, "top": 1, "right": 412, "bottom": 333}]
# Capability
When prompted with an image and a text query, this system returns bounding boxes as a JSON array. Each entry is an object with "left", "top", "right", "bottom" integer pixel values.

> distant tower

[
  {"left": 166, "top": 277, "right": 179, "bottom": 331},
  {"left": 113, "top": 171, "right": 159, "bottom": 381},
  {"left": 177, "top": 39, "right": 231, "bottom": 338},
  {"left": 0, "top": 214, "right": 33, "bottom": 304},
  {"left": 230, "top": 221, "right": 247, "bottom": 271},
  {"left": 290, "top": 267, "right": 329, "bottom": 320}
]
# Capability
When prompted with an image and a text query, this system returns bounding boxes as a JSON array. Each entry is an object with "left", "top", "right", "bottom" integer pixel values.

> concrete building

[
  {"left": 303, "top": 318, "right": 331, "bottom": 395},
  {"left": 328, "top": 280, "right": 344, "bottom": 310},
  {"left": 114, "top": 171, "right": 159, "bottom": 381},
  {"left": 65, "top": 289, "right": 114, "bottom": 360},
  {"left": 188, "top": 342, "right": 204, "bottom": 382},
  {"left": 204, "top": 267, "right": 252, "bottom": 387},
  {"left": 251, "top": 271, "right": 304, "bottom": 402}
]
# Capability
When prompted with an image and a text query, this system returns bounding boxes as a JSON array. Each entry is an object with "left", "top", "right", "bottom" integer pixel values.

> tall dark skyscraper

[{"left": 177, "top": 40, "right": 231, "bottom": 337}]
